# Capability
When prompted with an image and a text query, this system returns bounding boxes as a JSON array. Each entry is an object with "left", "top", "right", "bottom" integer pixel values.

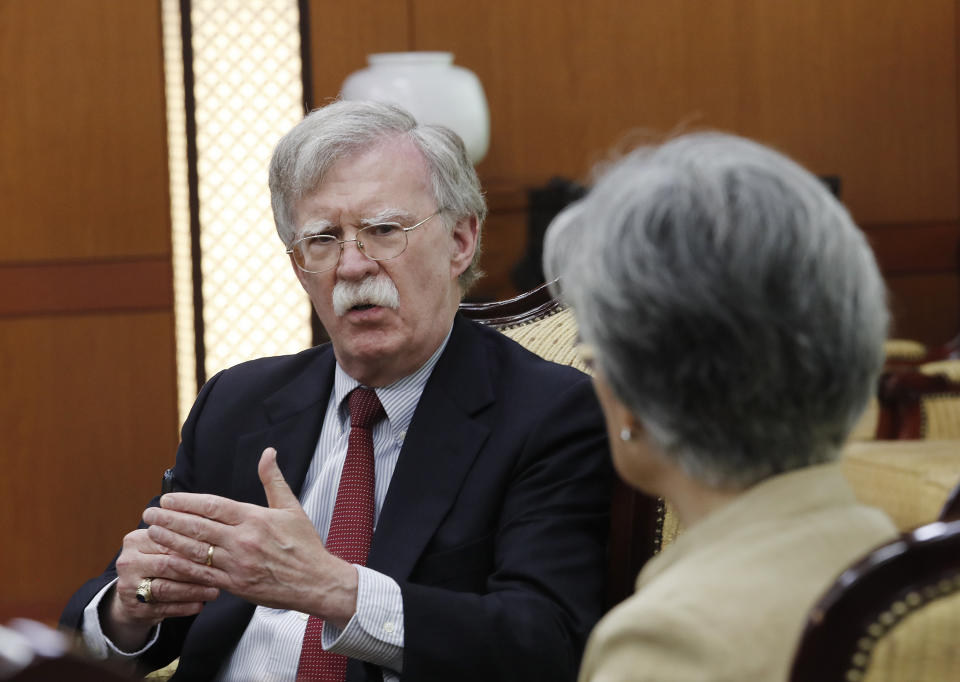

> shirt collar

[{"left": 332, "top": 325, "right": 454, "bottom": 433}]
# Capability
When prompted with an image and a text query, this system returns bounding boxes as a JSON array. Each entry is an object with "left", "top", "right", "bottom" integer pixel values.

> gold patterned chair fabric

[
  {"left": 882, "top": 335, "right": 960, "bottom": 370},
  {"left": 883, "top": 338, "right": 928, "bottom": 364},
  {"left": 917, "top": 361, "right": 960, "bottom": 440},
  {"left": 661, "top": 439, "right": 960, "bottom": 555},
  {"left": 789, "top": 519, "right": 960, "bottom": 682},
  {"left": 841, "top": 440, "right": 960, "bottom": 532},
  {"left": 460, "top": 283, "right": 665, "bottom": 608},
  {"left": 498, "top": 308, "right": 589, "bottom": 374},
  {"left": 657, "top": 439, "right": 960, "bottom": 559},
  {"left": 920, "top": 359, "right": 960, "bottom": 382},
  {"left": 920, "top": 394, "right": 960, "bottom": 439},
  {"left": 848, "top": 397, "right": 881, "bottom": 442}
]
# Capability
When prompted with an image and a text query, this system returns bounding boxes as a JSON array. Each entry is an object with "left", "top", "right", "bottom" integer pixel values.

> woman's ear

[
  {"left": 624, "top": 409, "right": 641, "bottom": 428},
  {"left": 621, "top": 412, "right": 645, "bottom": 440},
  {"left": 592, "top": 371, "right": 642, "bottom": 440}
]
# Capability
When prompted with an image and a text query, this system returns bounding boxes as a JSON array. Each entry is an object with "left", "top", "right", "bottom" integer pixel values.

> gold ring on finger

[
  {"left": 206, "top": 544, "right": 215, "bottom": 567},
  {"left": 136, "top": 577, "right": 155, "bottom": 604}
]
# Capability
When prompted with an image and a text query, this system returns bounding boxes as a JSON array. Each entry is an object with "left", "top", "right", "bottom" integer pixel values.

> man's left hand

[{"left": 142, "top": 447, "right": 359, "bottom": 628}]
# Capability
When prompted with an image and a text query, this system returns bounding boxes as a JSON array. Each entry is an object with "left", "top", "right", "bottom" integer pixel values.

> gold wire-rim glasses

[{"left": 286, "top": 210, "right": 442, "bottom": 274}]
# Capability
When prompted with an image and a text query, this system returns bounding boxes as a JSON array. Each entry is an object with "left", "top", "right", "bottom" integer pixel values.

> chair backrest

[
  {"left": 938, "top": 475, "right": 960, "bottom": 523},
  {"left": 460, "top": 283, "right": 663, "bottom": 608},
  {"left": 846, "top": 344, "right": 960, "bottom": 441},
  {"left": 921, "top": 358, "right": 960, "bottom": 382},
  {"left": 461, "top": 283, "right": 588, "bottom": 373},
  {"left": 876, "top": 368, "right": 960, "bottom": 439},
  {"left": 883, "top": 337, "right": 960, "bottom": 369},
  {"left": 840, "top": 439, "right": 960, "bottom": 532},
  {"left": 789, "top": 520, "right": 960, "bottom": 682},
  {"left": 883, "top": 338, "right": 928, "bottom": 365},
  {"left": 847, "top": 397, "right": 881, "bottom": 441}
]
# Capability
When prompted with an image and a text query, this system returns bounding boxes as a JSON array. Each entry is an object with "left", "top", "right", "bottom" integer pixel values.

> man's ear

[{"left": 450, "top": 214, "right": 479, "bottom": 278}]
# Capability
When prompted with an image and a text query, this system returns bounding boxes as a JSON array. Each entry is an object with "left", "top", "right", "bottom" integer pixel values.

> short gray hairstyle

[
  {"left": 544, "top": 132, "right": 889, "bottom": 489},
  {"left": 269, "top": 100, "right": 487, "bottom": 292}
]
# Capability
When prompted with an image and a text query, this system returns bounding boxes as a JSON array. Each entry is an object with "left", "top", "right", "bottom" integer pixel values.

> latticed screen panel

[
  {"left": 163, "top": 0, "right": 312, "bottom": 425},
  {"left": 161, "top": 0, "right": 197, "bottom": 425}
]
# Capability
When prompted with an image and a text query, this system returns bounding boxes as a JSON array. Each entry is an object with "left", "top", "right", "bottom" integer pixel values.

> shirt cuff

[
  {"left": 321, "top": 565, "right": 404, "bottom": 673},
  {"left": 81, "top": 579, "right": 160, "bottom": 659}
]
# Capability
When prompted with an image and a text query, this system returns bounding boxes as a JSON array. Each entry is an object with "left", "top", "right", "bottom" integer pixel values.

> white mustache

[{"left": 332, "top": 275, "right": 400, "bottom": 316}]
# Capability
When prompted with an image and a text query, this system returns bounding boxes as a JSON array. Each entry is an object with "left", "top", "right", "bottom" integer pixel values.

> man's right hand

[{"left": 102, "top": 527, "right": 220, "bottom": 652}]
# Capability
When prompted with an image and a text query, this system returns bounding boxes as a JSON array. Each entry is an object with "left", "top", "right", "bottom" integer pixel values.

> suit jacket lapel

[
  {"left": 232, "top": 348, "right": 337, "bottom": 505},
  {"left": 367, "top": 316, "right": 495, "bottom": 579}
]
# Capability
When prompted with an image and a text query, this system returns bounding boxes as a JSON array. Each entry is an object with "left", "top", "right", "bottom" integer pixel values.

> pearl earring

[{"left": 620, "top": 427, "right": 633, "bottom": 442}]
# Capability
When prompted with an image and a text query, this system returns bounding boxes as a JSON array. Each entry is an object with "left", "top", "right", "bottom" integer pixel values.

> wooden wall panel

[
  {"left": 411, "top": 0, "right": 958, "bottom": 226},
  {"left": 864, "top": 221, "right": 960, "bottom": 346},
  {"left": 864, "top": 222, "right": 960, "bottom": 277},
  {"left": 306, "top": 0, "right": 960, "bottom": 339},
  {"left": 0, "top": 259, "right": 172, "bottom": 316},
  {"left": 886, "top": 274, "right": 960, "bottom": 346},
  {"left": 0, "top": 313, "right": 178, "bottom": 622},
  {"left": 474, "top": 184, "right": 529, "bottom": 301},
  {"left": 0, "top": 0, "right": 176, "bottom": 624},
  {"left": 0, "top": 0, "right": 170, "bottom": 262},
  {"left": 306, "top": 0, "right": 409, "bottom": 107}
]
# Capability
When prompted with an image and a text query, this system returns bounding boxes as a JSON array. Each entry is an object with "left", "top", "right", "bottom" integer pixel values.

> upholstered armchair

[
  {"left": 877, "top": 363, "right": 960, "bottom": 439},
  {"left": 790, "top": 519, "right": 960, "bottom": 681}
]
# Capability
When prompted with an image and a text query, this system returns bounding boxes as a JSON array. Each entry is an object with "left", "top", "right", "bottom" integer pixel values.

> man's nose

[{"left": 337, "top": 238, "right": 378, "bottom": 278}]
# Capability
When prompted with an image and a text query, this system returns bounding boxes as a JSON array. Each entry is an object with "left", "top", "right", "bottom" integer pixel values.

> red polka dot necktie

[{"left": 296, "top": 387, "right": 385, "bottom": 681}]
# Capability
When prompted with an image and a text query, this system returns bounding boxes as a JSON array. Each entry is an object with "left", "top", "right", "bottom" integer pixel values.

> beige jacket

[{"left": 579, "top": 462, "right": 897, "bottom": 682}]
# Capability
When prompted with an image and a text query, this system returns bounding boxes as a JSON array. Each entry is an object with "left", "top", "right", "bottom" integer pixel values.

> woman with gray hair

[{"left": 544, "top": 132, "right": 898, "bottom": 681}]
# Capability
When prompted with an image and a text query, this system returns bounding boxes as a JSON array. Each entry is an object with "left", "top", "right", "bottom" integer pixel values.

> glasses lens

[
  {"left": 359, "top": 224, "right": 407, "bottom": 261},
  {"left": 297, "top": 235, "right": 340, "bottom": 273}
]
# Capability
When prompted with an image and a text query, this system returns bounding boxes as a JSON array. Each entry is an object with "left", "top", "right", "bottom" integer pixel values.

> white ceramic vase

[{"left": 340, "top": 52, "right": 490, "bottom": 164}]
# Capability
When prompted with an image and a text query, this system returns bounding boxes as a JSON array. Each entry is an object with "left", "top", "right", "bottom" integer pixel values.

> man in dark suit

[{"left": 61, "top": 100, "right": 611, "bottom": 681}]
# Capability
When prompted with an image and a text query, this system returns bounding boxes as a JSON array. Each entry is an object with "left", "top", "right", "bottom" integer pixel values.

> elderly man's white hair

[
  {"left": 269, "top": 100, "right": 487, "bottom": 293},
  {"left": 545, "top": 132, "right": 889, "bottom": 489}
]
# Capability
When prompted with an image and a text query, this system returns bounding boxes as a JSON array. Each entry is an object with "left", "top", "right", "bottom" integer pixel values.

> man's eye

[
  {"left": 308, "top": 234, "right": 338, "bottom": 245},
  {"left": 366, "top": 223, "right": 401, "bottom": 238}
]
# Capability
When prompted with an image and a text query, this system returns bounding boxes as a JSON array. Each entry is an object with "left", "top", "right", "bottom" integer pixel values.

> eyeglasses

[{"left": 287, "top": 211, "right": 442, "bottom": 274}]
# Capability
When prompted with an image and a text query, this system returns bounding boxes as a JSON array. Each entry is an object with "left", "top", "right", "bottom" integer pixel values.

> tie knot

[{"left": 348, "top": 387, "right": 385, "bottom": 430}]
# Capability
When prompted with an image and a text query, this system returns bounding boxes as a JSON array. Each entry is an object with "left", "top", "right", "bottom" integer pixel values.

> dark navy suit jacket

[{"left": 62, "top": 314, "right": 612, "bottom": 681}]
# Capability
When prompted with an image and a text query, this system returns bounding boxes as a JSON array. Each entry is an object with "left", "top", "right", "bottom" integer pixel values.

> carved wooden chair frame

[
  {"left": 876, "top": 369, "right": 960, "bottom": 439},
  {"left": 790, "top": 519, "right": 960, "bottom": 681},
  {"left": 460, "top": 282, "right": 664, "bottom": 608}
]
